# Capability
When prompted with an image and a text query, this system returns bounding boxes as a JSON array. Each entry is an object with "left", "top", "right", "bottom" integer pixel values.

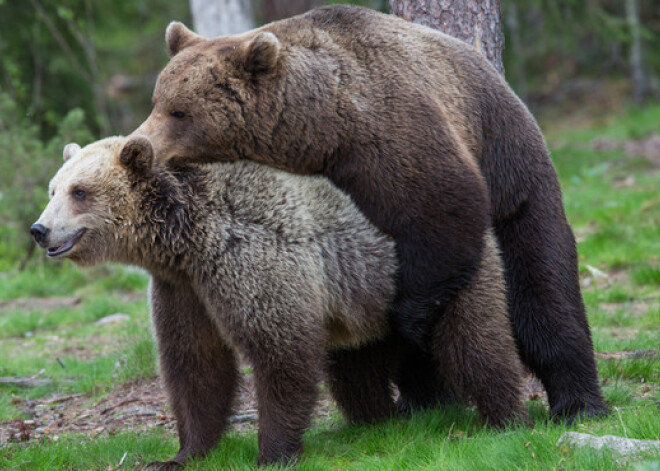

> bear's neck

[{"left": 117, "top": 167, "right": 211, "bottom": 278}]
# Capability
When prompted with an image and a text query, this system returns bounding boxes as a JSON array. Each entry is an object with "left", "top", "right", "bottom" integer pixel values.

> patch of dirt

[
  {"left": 2, "top": 379, "right": 172, "bottom": 445},
  {"left": 1, "top": 369, "right": 549, "bottom": 446},
  {"left": 56, "top": 333, "right": 123, "bottom": 362},
  {"left": 581, "top": 268, "right": 629, "bottom": 291},
  {"left": 0, "top": 371, "right": 337, "bottom": 446},
  {"left": 0, "top": 292, "right": 145, "bottom": 316},
  {"left": 591, "top": 133, "right": 660, "bottom": 167},
  {"left": 601, "top": 326, "right": 641, "bottom": 341},
  {"left": 6, "top": 353, "right": 654, "bottom": 446},
  {"left": 0, "top": 297, "right": 81, "bottom": 313},
  {"left": 599, "top": 302, "right": 652, "bottom": 318},
  {"left": 523, "top": 374, "right": 547, "bottom": 402},
  {"left": 574, "top": 222, "right": 599, "bottom": 244},
  {"left": 6, "top": 333, "right": 122, "bottom": 362}
]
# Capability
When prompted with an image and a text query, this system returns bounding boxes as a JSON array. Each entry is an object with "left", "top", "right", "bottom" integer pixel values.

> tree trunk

[
  {"left": 504, "top": 0, "right": 526, "bottom": 101},
  {"left": 190, "top": 0, "right": 254, "bottom": 37},
  {"left": 389, "top": 0, "right": 505, "bottom": 76},
  {"left": 625, "top": 0, "right": 648, "bottom": 103},
  {"left": 262, "top": 0, "right": 324, "bottom": 23}
]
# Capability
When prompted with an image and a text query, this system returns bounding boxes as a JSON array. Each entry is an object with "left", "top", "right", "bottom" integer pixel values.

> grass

[
  {"left": 1, "top": 407, "right": 658, "bottom": 470},
  {"left": 1, "top": 104, "right": 659, "bottom": 469}
]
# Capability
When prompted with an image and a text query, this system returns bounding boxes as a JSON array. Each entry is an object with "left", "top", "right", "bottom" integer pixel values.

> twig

[
  {"left": 100, "top": 397, "right": 140, "bottom": 415},
  {"left": 43, "top": 393, "right": 83, "bottom": 404},
  {"left": 0, "top": 376, "right": 75, "bottom": 387},
  {"left": 596, "top": 349, "right": 658, "bottom": 360},
  {"left": 229, "top": 413, "right": 258, "bottom": 424},
  {"left": 56, "top": 357, "right": 69, "bottom": 372},
  {"left": 229, "top": 410, "right": 258, "bottom": 424},
  {"left": 0, "top": 378, "right": 54, "bottom": 387},
  {"left": 118, "top": 451, "right": 128, "bottom": 467},
  {"left": 30, "top": 369, "right": 46, "bottom": 380}
]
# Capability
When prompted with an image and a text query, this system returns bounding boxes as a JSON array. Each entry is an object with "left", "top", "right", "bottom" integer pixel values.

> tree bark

[
  {"left": 625, "top": 0, "right": 648, "bottom": 103},
  {"left": 262, "top": 0, "right": 324, "bottom": 23},
  {"left": 504, "top": 0, "right": 526, "bottom": 101},
  {"left": 389, "top": 0, "right": 505, "bottom": 76},
  {"left": 190, "top": 0, "right": 254, "bottom": 38}
]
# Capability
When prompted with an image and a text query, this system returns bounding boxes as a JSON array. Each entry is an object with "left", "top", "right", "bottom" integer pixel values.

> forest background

[{"left": 1, "top": 0, "right": 659, "bottom": 262}]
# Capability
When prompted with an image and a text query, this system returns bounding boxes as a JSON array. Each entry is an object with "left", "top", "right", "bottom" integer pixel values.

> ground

[
  {"left": 0, "top": 362, "right": 549, "bottom": 446},
  {"left": 1, "top": 105, "right": 659, "bottom": 470}
]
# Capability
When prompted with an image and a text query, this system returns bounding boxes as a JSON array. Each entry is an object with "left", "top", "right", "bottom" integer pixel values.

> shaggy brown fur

[
  {"left": 133, "top": 4, "right": 606, "bottom": 420},
  {"left": 33, "top": 136, "right": 526, "bottom": 467}
]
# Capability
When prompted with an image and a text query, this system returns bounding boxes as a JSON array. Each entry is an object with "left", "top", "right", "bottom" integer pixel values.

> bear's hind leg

[
  {"left": 392, "top": 339, "right": 456, "bottom": 414},
  {"left": 148, "top": 277, "right": 240, "bottom": 467},
  {"left": 495, "top": 195, "right": 607, "bottom": 420},
  {"left": 326, "top": 339, "right": 396, "bottom": 424},
  {"left": 433, "top": 232, "right": 528, "bottom": 428}
]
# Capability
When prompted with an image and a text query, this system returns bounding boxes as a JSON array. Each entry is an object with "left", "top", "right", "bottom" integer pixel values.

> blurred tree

[
  {"left": 28, "top": 0, "right": 110, "bottom": 135},
  {"left": 0, "top": 0, "right": 190, "bottom": 138},
  {"left": 626, "top": 0, "right": 649, "bottom": 102},
  {"left": 499, "top": 0, "right": 659, "bottom": 105},
  {"left": 325, "top": 0, "right": 387, "bottom": 12},
  {"left": 503, "top": 0, "right": 526, "bottom": 101},
  {"left": 261, "top": 0, "right": 324, "bottom": 23},
  {"left": 389, "top": 0, "right": 505, "bottom": 76},
  {"left": 191, "top": 0, "right": 254, "bottom": 37},
  {"left": 0, "top": 1, "right": 101, "bottom": 136}
]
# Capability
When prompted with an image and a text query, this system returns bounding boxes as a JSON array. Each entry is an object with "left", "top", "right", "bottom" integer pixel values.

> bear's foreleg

[
  {"left": 244, "top": 328, "right": 323, "bottom": 466},
  {"left": 326, "top": 339, "right": 396, "bottom": 424},
  {"left": 148, "top": 277, "right": 240, "bottom": 467}
]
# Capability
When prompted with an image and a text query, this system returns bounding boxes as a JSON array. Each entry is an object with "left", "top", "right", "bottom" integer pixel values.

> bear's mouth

[{"left": 47, "top": 228, "right": 86, "bottom": 257}]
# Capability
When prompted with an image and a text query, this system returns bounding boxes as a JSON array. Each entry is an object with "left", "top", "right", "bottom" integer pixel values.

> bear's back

[
  {"left": 200, "top": 160, "right": 389, "bottom": 242},
  {"left": 266, "top": 5, "right": 526, "bottom": 166},
  {"left": 278, "top": 4, "right": 497, "bottom": 83}
]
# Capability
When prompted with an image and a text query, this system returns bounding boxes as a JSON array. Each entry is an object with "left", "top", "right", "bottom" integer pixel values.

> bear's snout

[{"left": 30, "top": 223, "right": 50, "bottom": 247}]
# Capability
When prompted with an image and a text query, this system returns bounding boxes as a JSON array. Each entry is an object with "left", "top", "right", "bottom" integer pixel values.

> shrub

[{"left": 0, "top": 93, "right": 94, "bottom": 270}]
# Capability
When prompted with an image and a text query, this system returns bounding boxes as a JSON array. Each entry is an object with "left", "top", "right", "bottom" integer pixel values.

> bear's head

[
  {"left": 133, "top": 22, "right": 288, "bottom": 166},
  {"left": 31, "top": 136, "right": 159, "bottom": 267}
]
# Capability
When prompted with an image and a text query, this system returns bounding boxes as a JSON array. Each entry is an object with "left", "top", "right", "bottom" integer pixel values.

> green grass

[
  {"left": 1, "top": 407, "right": 658, "bottom": 470},
  {"left": 0, "top": 296, "right": 146, "bottom": 339},
  {"left": 1, "top": 104, "right": 659, "bottom": 469}
]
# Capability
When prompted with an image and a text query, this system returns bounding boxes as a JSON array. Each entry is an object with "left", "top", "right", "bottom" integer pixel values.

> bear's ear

[
  {"left": 63, "top": 143, "right": 81, "bottom": 162},
  {"left": 119, "top": 135, "right": 154, "bottom": 176},
  {"left": 166, "top": 21, "right": 203, "bottom": 57},
  {"left": 243, "top": 32, "right": 281, "bottom": 74}
]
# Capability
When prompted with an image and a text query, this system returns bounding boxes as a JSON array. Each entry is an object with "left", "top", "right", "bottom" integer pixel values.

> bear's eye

[
  {"left": 170, "top": 111, "right": 186, "bottom": 119},
  {"left": 72, "top": 189, "right": 86, "bottom": 201}
]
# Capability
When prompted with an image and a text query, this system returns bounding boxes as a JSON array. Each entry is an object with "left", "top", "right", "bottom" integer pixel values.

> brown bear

[
  {"left": 132, "top": 4, "right": 606, "bottom": 420},
  {"left": 31, "top": 136, "right": 526, "bottom": 467}
]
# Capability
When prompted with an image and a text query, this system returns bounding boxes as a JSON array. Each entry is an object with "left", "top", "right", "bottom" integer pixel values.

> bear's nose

[{"left": 30, "top": 223, "right": 50, "bottom": 247}]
